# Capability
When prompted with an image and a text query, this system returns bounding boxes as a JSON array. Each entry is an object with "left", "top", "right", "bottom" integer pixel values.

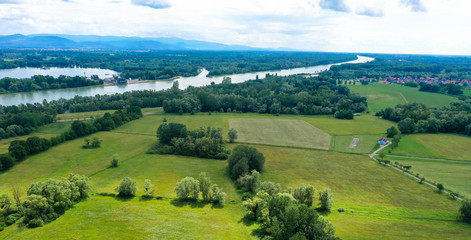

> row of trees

[
  {"left": 149, "top": 123, "right": 230, "bottom": 159},
  {"left": 1, "top": 107, "right": 142, "bottom": 173},
  {"left": 376, "top": 102, "right": 471, "bottom": 135},
  {"left": 0, "top": 75, "right": 102, "bottom": 93}
]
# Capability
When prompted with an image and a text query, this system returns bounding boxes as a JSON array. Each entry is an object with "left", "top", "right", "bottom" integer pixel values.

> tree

[
  {"left": 210, "top": 185, "right": 226, "bottom": 205},
  {"left": 175, "top": 177, "right": 200, "bottom": 200},
  {"left": 318, "top": 188, "right": 333, "bottom": 211},
  {"left": 91, "top": 137, "right": 102, "bottom": 148},
  {"left": 115, "top": 177, "right": 137, "bottom": 197},
  {"left": 157, "top": 123, "right": 187, "bottom": 145},
  {"left": 198, "top": 172, "right": 213, "bottom": 202},
  {"left": 11, "top": 185, "right": 22, "bottom": 206},
  {"left": 0, "top": 153, "right": 15, "bottom": 171},
  {"left": 293, "top": 183, "right": 315, "bottom": 207},
  {"left": 143, "top": 179, "right": 154, "bottom": 198},
  {"left": 378, "top": 152, "right": 386, "bottom": 161},
  {"left": 228, "top": 145, "right": 265, "bottom": 180},
  {"left": 8, "top": 140, "right": 29, "bottom": 161},
  {"left": 459, "top": 201, "right": 471, "bottom": 223},
  {"left": 222, "top": 76, "right": 232, "bottom": 84},
  {"left": 0, "top": 194, "right": 13, "bottom": 213},
  {"left": 110, "top": 154, "right": 120, "bottom": 167},
  {"left": 386, "top": 126, "right": 399, "bottom": 138},
  {"left": 67, "top": 174, "right": 91, "bottom": 199},
  {"left": 437, "top": 183, "right": 444, "bottom": 192},
  {"left": 391, "top": 134, "right": 402, "bottom": 149},
  {"left": 228, "top": 128, "right": 238, "bottom": 143},
  {"left": 397, "top": 118, "right": 416, "bottom": 134},
  {"left": 259, "top": 181, "right": 281, "bottom": 196},
  {"left": 236, "top": 170, "right": 260, "bottom": 193}
]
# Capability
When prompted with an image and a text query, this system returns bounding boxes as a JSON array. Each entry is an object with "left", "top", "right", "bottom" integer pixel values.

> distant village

[{"left": 352, "top": 76, "right": 470, "bottom": 87}]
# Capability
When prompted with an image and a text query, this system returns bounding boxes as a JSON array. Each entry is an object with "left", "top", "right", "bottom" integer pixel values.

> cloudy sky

[{"left": 0, "top": 0, "right": 470, "bottom": 55}]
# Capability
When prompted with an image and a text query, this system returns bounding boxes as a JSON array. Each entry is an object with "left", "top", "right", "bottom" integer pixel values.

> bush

[
  {"left": 175, "top": 177, "right": 200, "bottom": 200},
  {"left": 227, "top": 128, "right": 238, "bottom": 143},
  {"left": 210, "top": 185, "right": 226, "bottom": 205},
  {"left": 459, "top": 201, "right": 471, "bottom": 223},
  {"left": 115, "top": 177, "right": 137, "bottom": 197},
  {"left": 293, "top": 183, "right": 315, "bottom": 207},
  {"left": 157, "top": 123, "right": 187, "bottom": 145},
  {"left": 110, "top": 154, "right": 119, "bottom": 168},
  {"left": 319, "top": 188, "right": 333, "bottom": 211},
  {"left": 26, "top": 218, "right": 44, "bottom": 228},
  {"left": 143, "top": 179, "right": 154, "bottom": 198},
  {"left": 337, "top": 207, "right": 345, "bottom": 212},
  {"left": 228, "top": 145, "right": 265, "bottom": 180},
  {"left": 236, "top": 170, "right": 260, "bottom": 193}
]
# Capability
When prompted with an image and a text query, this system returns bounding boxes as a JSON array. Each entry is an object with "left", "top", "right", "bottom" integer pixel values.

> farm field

[
  {"left": 385, "top": 156, "right": 471, "bottom": 198},
  {"left": 1, "top": 112, "right": 470, "bottom": 239},
  {"left": 333, "top": 134, "right": 382, "bottom": 154},
  {"left": 383, "top": 134, "right": 471, "bottom": 161},
  {"left": 348, "top": 83, "right": 458, "bottom": 113},
  {"left": 229, "top": 118, "right": 331, "bottom": 150}
]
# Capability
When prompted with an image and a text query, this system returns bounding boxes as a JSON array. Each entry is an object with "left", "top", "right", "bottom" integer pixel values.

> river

[{"left": 0, "top": 55, "right": 373, "bottom": 106}]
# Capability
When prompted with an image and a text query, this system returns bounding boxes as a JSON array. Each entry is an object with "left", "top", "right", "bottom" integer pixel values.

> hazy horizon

[{"left": 1, "top": 0, "right": 470, "bottom": 55}]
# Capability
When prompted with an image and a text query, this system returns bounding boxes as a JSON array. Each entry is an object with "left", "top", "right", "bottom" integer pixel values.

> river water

[{"left": 0, "top": 55, "right": 373, "bottom": 106}]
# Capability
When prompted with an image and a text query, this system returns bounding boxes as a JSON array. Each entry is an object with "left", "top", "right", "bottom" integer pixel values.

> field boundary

[
  {"left": 386, "top": 155, "right": 471, "bottom": 163},
  {"left": 369, "top": 143, "right": 463, "bottom": 201}
]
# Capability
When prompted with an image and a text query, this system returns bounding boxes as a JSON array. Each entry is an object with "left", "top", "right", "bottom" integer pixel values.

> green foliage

[
  {"left": 110, "top": 154, "right": 119, "bottom": 168},
  {"left": 293, "top": 183, "right": 316, "bottom": 207},
  {"left": 227, "top": 128, "right": 238, "bottom": 143},
  {"left": 143, "top": 179, "right": 154, "bottom": 198},
  {"left": 259, "top": 181, "right": 281, "bottom": 196},
  {"left": 210, "top": 185, "right": 226, "bottom": 205},
  {"left": 228, "top": 145, "right": 265, "bottom": 180},
  {"left": 242, "top": 190, "right": 338, "bottom": 240},
  {"left": 398, "top": 118, "right": 417, "bottom": 134},
  {"left": 0, "top": 154, "right": 15, "bottom": 171},
  {"left": 386, "top": 126, "right": 399, "bottom": 138},
  {"left": 22, "top": 175, "right": 90, "bottom": 227},
  {"left": 437, "top": 183, "right": 444, "bottom": 192},
  {"left": 236, "top": 170, "right": 260, "bottom": 193},
  {"left": 115, "top": 177, "right": 137, "bottom": 197},
  {"left": 156, "top": 123, "right": 187, "bottom": 145},
  {"left": 318, "top": 188, "right": 334, "bottom": 212},
  {"left": 391, "top": 134, "right": 402, "bottom": 149},
  {"left": 459, "top": 201, "right": 471, "bottom": 223},
  {"left": 198, "top": 173, "right": 212, "bottom": 202},
  {"left": 8, "top": 140, "right": 29, "bottom": 161},
  {"left": 175, "top": 177, "right": 200, "bottom": 200}
]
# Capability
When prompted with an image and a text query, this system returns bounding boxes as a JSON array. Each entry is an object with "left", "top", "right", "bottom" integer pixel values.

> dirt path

[
  {"left": 399, "top": 92, "right": 409, "bottom": 103},
  {"left": 369, "top": 142, "right": 463, "bottom": 201}
]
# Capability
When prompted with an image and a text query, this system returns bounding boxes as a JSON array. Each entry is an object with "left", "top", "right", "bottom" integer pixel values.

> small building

[{"left": 378, "top": 138, "right": 389, "bottom": 145}]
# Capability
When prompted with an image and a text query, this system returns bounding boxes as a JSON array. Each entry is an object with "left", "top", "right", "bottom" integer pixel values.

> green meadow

[
  {"left": 348, "top": 83, "right": 458, "bottom": 113},
  {"left": 1, "top": 111, "right": 470, "bottom": 239}
]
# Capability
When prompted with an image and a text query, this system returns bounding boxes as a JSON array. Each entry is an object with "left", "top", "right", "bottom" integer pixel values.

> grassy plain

[
  {"left": 348, "top": 83, "right": 458, "bottom": 113},
  {"left": 385, "top": 156, "right": 471, "bottom": 198},
  {"left": 229, "top": 118, "right": 331, "bottom": 150},
  {"left": 0, "top": 112, "right": 470, "bottom": 239},
  {"left": 333, "top": 134, "right": 382, "bottom": 154}
]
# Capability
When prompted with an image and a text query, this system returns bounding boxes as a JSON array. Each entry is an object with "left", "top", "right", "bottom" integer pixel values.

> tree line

[
  {"left": 376, "top": 101, "right": 471, "bottom": 135},
  {"left": 0, "top": 75, "right": 103, "bottom": 93},
  {"left": 0, "top": 50, "right": 356, "bottom": 79},
  {"left": 0, "top": 106, "right": 142, "bottom": 173}
]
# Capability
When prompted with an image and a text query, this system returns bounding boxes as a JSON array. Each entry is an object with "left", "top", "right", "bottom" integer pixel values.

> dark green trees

[
  {"left": 157, "top": 123, "right": 187, "bottom": 145},
  {"left": 228, "top": 145, "right": 265, "bottom": 180},
  {"left": 459, "top": 201, "right": 471, "bottom": 223},
  {"left": 386, "top": 126, "right": 399, "bottom": 138}
]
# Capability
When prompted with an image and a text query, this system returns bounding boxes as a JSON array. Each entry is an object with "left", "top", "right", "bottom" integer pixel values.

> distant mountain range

[{"left": 0, "top": 34, "right": 296, "bottom": 51}]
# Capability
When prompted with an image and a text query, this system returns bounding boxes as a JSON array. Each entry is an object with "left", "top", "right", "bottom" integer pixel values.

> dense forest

[
  {"left": 0, "top": 75, "right": 103, "bottom": 93},
  {"left": 376, "top": 101, "right": 471, "bottom": 135},
  {"left": 324, "top": 54, "right": 471, "bottom": 80},
  {"left": 0, "top": 50, "right": 356, "bottom": 80}
]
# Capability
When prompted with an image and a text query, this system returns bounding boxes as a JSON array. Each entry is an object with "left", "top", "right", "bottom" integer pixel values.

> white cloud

[{"left": 0, "top": 0, "right": 470, "bottom": 55}]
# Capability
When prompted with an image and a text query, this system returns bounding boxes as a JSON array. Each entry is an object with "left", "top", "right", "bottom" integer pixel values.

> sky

[{"left": 0, "top": 0, "right": 470, "bottom": 55}]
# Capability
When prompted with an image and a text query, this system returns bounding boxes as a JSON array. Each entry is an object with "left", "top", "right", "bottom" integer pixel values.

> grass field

[
  {"left": 333, "top": 134, "right": 382, "bottom": 154},
  {"left": 348, "top": 83, "right": 458, "bottom": 113},
  {"left": 1, "top": 112, "right": 470, "bottom": 239},
  {"left": 382, "top": 134, "right": 471, "bottom": 161},
  {"left": 229, "top": 118, "right": 331, "bottom": 150},
  {"left": 385, "top": 156, "right": 471, "bottom": 198}
]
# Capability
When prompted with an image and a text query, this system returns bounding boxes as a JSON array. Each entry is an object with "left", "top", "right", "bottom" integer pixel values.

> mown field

[
  {"left": 229, "top": 118, "right": 331, "bottom": 150},
  {"left": 348, "top": 83, "right": 458, "bottom": 113},
  {"left": 382, "top": 134, "right": 471, "bottom": 161},
  {"left": 1, "top": 111, "right": 470, "bottom": 239},
  {"left": 333, "top": 134, "right": 382, "bottom": 154}
]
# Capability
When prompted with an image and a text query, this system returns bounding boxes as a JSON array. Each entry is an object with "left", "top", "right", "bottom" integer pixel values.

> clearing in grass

[
  {"left": 229, "top": 118, "right": 331, "bottom": 150},
  {"left": 333, "top": 134, "right": 382, "bottom": 154}
]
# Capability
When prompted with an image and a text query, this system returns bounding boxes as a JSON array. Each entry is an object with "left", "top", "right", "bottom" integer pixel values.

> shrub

[
  {"left": 236, "top": 170, "right": 260, "bottom": 193},
  {"left": 143, "top": 179, "right": 154, "bottom": 198},
  {"left": 115, "top": 177, "right": 137, "bottom": 197},
  {"left": 293, "top": 183, "right": 315, "bottom": 207},
  {"left": 110, "top": 154, "right": 120, "bottom": 168},
  {"left": 258, "top": 181, "right": 281, "bottom": 196},
  {"left": 437, "top": 183, "right": 444, "bottom": 192},
  {"left": 157, "top": 123, "right": 187, "bottom": 145},
  {"left": 338, "top": 207, "right": 345, "bottom": 212},
  {"left": 26, "top": 218, "right": 44, "bottom": 228},
  {"left": 319, "top": 188, "right": 333, "bottom": 211},
  {"left": 228, "top": 128, "right": 238, "bottom": 143},
  {"left": 210, "top": 185, "right": 226, "bottom": 205},
  {"left": 459, "top": 201, "right": 471, "bottom": 223}
]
